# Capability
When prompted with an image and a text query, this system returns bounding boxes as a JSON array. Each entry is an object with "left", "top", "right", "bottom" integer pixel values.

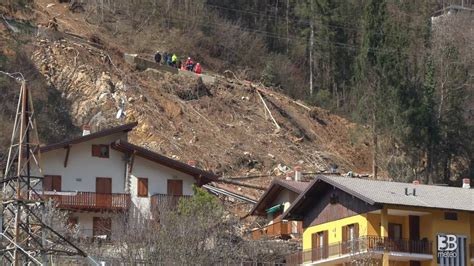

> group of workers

[{"left": 154, "top": 51, "right": 202, "bottom": 74}]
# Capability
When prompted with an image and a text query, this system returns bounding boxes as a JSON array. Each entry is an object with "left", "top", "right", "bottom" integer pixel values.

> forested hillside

[{"left": 1, "top": 0, "right": 473, "bottom": 185}]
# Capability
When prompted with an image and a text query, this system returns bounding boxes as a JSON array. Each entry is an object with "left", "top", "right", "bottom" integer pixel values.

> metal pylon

[{"left": 0, "top": 80, "right": 86, "bottom": 265}]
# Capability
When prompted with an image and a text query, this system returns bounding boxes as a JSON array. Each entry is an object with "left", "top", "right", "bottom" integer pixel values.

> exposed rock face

[{"left": 33, "top": 39, "right": 133, "bottom": 129}]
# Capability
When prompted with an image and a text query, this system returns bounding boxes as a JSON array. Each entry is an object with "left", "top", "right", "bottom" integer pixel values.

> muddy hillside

[{"left": 2, "top": 1, "right": 372, "bottom": 194}]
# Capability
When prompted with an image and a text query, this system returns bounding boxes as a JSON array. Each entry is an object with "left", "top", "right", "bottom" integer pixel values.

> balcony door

[
  {"left": 96, "top": 177, "right": 112, "bottom": 208},
  {"left": 312, "top": 231, "right": 328, "bottom": 261},
  {"left": 43, "top": 175, "right": 61, "bottom": 192},
  {"left": 342, "top": 223, "right": 359, "bottom": 254},
  {"left": 388, "top": 223, "right": 403, "bottom": 252},
  {"left": 409, "top": 215, "right": 421, "bottom": 256},
  {"left": 167, "top": 180, "right": 183, "bottom": 196},
  {"left": 167, "top": 180, "right": 183, "bottom": 207}
]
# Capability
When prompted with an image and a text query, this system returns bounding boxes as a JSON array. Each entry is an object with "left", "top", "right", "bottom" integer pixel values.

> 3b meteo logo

[{"left": 437, "top": 234, "right": 457, "bottom": 259}]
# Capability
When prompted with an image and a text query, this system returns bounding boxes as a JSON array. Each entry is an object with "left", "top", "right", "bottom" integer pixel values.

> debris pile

[{"left": 20, "top": 0, "right": 373, "bottom": 216}]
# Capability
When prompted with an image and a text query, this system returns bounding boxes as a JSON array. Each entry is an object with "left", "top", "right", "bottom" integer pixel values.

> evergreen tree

[{"left": 353, "top": 0, "right": 389, "bottom": 178}]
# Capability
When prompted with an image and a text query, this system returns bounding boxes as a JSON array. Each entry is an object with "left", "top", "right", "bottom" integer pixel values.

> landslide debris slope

[{"left": 3, "top": 1, "right": 372, "bottom": 186}]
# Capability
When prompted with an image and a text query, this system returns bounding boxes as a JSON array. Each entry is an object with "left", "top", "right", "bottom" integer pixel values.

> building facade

[
  {"left": 284, "top": 175, "right": 474, "bottom": 266},
  {"left": 36, "top": 122, "right": 216, "bottom": 239},
  {"left": 249, "top": 177, "right": 308, "bottom": 240}
]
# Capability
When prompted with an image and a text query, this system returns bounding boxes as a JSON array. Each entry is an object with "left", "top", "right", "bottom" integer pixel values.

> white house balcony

[{"left": 36, "top": 191, "right": 130, "bottom": 211}]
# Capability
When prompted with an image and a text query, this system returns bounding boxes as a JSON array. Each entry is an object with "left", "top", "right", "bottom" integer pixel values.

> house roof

[
  {"left": 284, "top": 175, "right": 474, "bottom": 220},
  {"left": 249, "top": 179, "right": 310, "bottom": 216},
  {"left": 40, "top": 122, "right": 138, "bottom": 153},
  {"left": 110, "top": 140, "right": 218, "bottom": 185}
]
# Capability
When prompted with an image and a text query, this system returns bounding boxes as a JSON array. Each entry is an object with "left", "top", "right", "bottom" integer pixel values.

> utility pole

[
  {"left": 0, "top": 76, "right": 87, "bottom": 265},
  {"left": 286, "top": 0, "right": 290, "bottom": 54},
  {"left": 309, "top": 0, "right": 315, "bottom": 97}
]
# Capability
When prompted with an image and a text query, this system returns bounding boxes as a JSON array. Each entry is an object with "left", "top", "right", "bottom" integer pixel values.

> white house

[{"left": 37, "top": 122, "right": 217, "bottom": 239}]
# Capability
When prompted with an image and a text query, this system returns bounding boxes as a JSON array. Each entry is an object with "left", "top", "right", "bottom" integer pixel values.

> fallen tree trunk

[{"left": 216, "top": 179, "right": 267, "bottom": 190}]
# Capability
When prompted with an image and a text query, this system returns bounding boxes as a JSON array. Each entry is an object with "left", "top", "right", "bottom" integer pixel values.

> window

[
  {"left": 92, "top": 144, "right": 109, "bottom": 158},
  {"left": 43, "top": 175, "right": 61, "bottom": 191},
  {"left": 342, "top": 223, "right": 359, "bottom": 253},
  {"left": 342, "top": 223, "right": 359, "bottom": 241},
  {"left": 444, "top": 212, "right": 458, "bottom": 221},
  {"left": 388, "top": 223, "right": 402, "bottom": 240},
  {"left": 67, "top": 217, "right": 78, "bottom": 230},
  {"left": 167, "top": 179, "right": 183, "bottom": 196},
  {"left": 93, "top": 217, "right": 111, "bottom": 239},
  {"left": 137, "top": 178, "right": 148, "bottom": 197},
  {"left": 311, "top": 230, "right": 328, "bottom": 260}
]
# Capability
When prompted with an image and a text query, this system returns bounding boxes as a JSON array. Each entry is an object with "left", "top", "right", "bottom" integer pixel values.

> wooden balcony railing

[
  {"left": 38, "top": 191, "right": 130, "bottom": 211},
  {"left": 251, "top": 220, "right": 302, "bottom": 240},
  {"left": 150, "top": 194, "right": 191, "bottom": 211},
  {"left": 285, "top": 236, "right": 433, "bottom": 265}
]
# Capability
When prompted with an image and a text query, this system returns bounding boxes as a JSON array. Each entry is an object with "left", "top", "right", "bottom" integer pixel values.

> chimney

[
  {"left": 462, "top": 178, "right": 470, "bottom": 189},
  {"left": 285, "top": 171, "right": 293, "bottom": 181},
  {"left": 294, "top": 166, "right": 302, "bottom": 182},
  {"left": 82, "top": 124, "right": 91, "bottom": 136},
  {"left": 413, "top": 180, "right": 420, "bottom": 185},
  {"left": 187, "top": 160, "right": 197, "bottom": 167},
  {"left": 405, "top": 187, "right": 417, "bottom": 196}
]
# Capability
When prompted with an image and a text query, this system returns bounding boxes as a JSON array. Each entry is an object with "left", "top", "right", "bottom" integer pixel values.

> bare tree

[{"left": 82, "top": 187, "right": 292, "bottom": 264}]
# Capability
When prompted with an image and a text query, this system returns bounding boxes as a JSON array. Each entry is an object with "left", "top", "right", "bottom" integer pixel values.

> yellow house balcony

[{"left": 285, "top": 236, "right": 433, "bottom": 265}]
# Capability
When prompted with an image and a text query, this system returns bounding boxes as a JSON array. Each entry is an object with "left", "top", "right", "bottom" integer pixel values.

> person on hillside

[
  {"left": 177, "top": 60, "right": 182, "bottom": 69},
  {"left": 194, "top": 63, "right": 202, "bottom": 74},
  {"left": 185, "top": 57, "right": 194, "bottom": 71},
  {"left": 154, "top": 51, "right": 162, "bottom": 64},
  {"left": 163, "top": 52, "right": 169, "bottom": 65},
  {"left": 171, "top": 54, "right": 178, "bottom": 67}
]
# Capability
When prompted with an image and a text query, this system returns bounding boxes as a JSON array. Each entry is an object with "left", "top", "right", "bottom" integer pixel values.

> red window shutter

[
  {"left": 167, "top": 180, "right": 183, "bottom": 196},
  {"left": 342, "top": 225, "right": 347, "bottom": 243},
  {"left": 52, "top": 176, "right": 61, "bottom": 191},
  {"left": 43, "top": 176, "right": 53, "bottom": 191},
  {"left": 312, "top": 233, "right": 318, "bottom": 248},
  {"left": 92, "top": 145, "right": 101, "bottom": 157},
  {"left": 323, "top": 230, "right": 329, "bottom": 258},
  {"left": 137, "top": 178, "right": 148, "bottom": 197},
  {"left": 354, "top": 223, "right": 359, "bottom": 238},
  {"left": 342, "top": 225, "right": 348, "bottom": 253}
]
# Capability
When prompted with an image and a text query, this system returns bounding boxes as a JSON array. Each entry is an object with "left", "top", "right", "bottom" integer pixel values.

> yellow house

[{"left": 283, "top": 175, "right": 474, "bottom": 266}]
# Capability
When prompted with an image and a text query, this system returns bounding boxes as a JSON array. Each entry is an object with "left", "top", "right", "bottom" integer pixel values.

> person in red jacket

[
  {"left": 194, "top": 63, "right": 202, "bottom": 74},
  {"left": 185, "top": 57, "right": 194, "bottom": 71}
]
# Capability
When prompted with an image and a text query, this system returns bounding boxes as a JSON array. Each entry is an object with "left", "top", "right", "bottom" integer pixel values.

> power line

[
  {"left": 205, "top": 3, "right": 363, "bottom": 33},
  {"left": 161, "top": 14, "right": 398, "bottom": 53},
  {"left": 205, "top": 2, "right": 425, "bottom": 35},
  {"left": 0, "top": 70, "right": 25, "bottom": 82}
]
